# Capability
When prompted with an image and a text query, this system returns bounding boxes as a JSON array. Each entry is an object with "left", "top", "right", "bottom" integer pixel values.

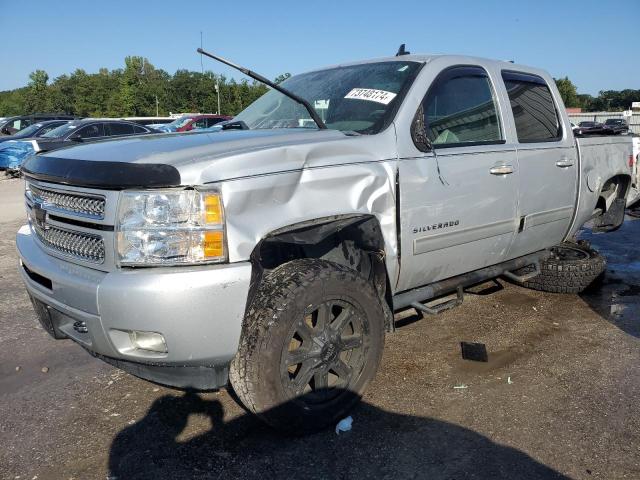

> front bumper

[{"left": 16, "top": 224, "right": 252, "bottom": 390}]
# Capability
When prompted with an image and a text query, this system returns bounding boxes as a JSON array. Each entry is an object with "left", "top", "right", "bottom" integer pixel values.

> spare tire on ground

[{"left": 515, "top": 241, "right": 606, "bottom": 294}]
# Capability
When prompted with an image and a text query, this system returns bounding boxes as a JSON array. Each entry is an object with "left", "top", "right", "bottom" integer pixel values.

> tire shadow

[{"left": 108, "top": 391, "right": 568, "bottom": 480}]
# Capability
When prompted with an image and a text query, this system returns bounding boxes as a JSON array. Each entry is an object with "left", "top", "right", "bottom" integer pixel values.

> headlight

[{"left": 116, "top": 189, "right": 226, "bottom": 266}]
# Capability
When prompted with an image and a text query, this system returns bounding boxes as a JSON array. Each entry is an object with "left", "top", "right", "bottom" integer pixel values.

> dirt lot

[{"left": 1, "top": 176, "right": 639, "bottom": 480}]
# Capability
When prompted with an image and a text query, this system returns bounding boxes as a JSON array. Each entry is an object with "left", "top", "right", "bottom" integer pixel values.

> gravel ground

[{"left": 0, "top": 176, "right": 639, "bottom": 480}]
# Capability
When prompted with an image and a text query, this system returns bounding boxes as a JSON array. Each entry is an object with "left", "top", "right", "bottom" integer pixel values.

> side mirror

[
  {"left": 411, "top": 105, "right": 432, "bottom": 153},
  {"left": 69, "top": 132, "right": 82, "bottom": 142}
]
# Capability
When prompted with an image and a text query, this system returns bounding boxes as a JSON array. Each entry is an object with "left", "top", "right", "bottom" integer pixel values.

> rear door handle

[
  {"left": 556, "top": 159, "right": 574, "bottom": 168},
  {"left": 490, "top": 165, "right": 514, "bottom": 175}
]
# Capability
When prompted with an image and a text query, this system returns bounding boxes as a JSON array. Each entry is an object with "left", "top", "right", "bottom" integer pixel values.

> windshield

[
  {"left": 42, "top": 123, "right": 78, "bottom": 138},
  {"left": 15, "top": 123, "right": 44, "bottom": 137},
  {"left": 234, "top": 61, "right": 421, "bottom": 134}
]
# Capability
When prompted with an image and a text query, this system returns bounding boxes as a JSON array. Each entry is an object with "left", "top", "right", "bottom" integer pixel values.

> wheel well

[
  {"left": 249, "top": 215, "right": 393, "bottom": 323},
  {"left": 592, "top": 174, "right": 630, "bottom": 232},
  {"left": 597, "top": 174, "right": 630, "bottom": 211}
]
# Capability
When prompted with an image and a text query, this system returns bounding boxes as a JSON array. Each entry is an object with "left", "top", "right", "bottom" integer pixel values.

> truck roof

[{"left": 305, "top": 53, "right": 547, "bottom": 78}]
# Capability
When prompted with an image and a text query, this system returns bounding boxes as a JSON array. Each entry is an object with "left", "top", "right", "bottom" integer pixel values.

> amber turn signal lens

[
  {"left": 204, "top": 194, "right": 223, "bottom": 224},
  {"left": 204, "top": 230, "right": 224, "bottom": 258}
]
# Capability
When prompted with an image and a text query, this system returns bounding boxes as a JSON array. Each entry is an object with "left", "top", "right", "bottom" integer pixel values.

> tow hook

[{"left": 73, "top": 321, "right": 88, "bottom": 334}]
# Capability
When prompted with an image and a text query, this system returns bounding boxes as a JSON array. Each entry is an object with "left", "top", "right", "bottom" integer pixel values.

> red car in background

[{"left": 154, "top": 114, "right": 232, "bottom": 132}]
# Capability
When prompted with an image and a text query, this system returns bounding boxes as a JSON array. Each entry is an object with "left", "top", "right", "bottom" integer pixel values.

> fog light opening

[{"left": 128, "top": 330, "right": 168, "bottom": 353}]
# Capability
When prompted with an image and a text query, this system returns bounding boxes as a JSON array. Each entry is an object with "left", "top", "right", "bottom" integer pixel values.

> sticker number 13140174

[{"left": 344, "top": 88, "right": 397, "bottom": 105}]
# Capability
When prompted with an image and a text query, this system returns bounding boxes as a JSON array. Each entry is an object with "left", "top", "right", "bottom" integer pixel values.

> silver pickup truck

[{"left": 16, "top": 53, "right": 634, "bottom": 432}]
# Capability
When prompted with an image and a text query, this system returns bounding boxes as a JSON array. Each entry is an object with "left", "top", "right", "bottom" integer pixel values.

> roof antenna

[{"left": 396, "top": 44, "right": 410, "bottom": 56}]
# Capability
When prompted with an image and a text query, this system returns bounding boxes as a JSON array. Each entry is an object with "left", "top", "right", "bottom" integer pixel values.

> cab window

[
  {"left": 419, "top": 66, "right": 503, "bottom": 147},
  {"left": 6, "top": 118, "right": 31, "bottom": 133},
  {"left": 501, "top": 71, "right": 562, "bottom": 143}
]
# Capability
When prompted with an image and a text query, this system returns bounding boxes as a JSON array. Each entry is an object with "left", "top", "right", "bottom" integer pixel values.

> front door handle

[
  {"left": 556, "top": 159, "right": 574, "bottom": 168},
  {"left": 490, "top": 165, "right": 514, "bottom": 175}
]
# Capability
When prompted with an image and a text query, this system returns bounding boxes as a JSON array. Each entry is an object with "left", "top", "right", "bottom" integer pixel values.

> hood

[
  {"left": 22, "top": 128, "right": 382, "bottom": 188},
  {"left": 34, "top": 136, "right": 68, "bottom": 145}
]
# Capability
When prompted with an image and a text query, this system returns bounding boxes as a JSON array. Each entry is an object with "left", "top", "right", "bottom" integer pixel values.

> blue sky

[{"left": 0, "top": 0, "right": 638, "bottom": 95}]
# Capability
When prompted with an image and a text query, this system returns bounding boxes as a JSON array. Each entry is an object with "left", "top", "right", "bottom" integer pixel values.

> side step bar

[
  {"left": 502, "top": 261, "right": 540, "bottom": 283},
  {"left": 393, "top": 250, "right": 548, "bottom": 313},
  {"left": 411, "top": 286, "right": 464, "bottom": 315}
]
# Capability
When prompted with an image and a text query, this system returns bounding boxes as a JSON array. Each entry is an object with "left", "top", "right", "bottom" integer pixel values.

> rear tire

[
  {"left": 517, "top": 241, "right": 606, "bottom": 294},
  {"left": 229, "top": 258, "right": 388, "bottom": 433}
]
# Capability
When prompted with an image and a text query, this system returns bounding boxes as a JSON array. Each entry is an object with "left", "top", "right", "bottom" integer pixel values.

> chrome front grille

[
  {"left": 28, "top": 183, "right": 105, "bottom": 219},
  {"left": 24, "top": 180, "right": 118, "bottom": 270},
  {"left": 32, "top": 221, "right": 105, "bottom": 263}
]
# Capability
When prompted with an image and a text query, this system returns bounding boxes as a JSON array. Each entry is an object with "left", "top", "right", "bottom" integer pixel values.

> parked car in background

[
  {"left": 603, "top": 118, "right": 629, "bottom": 135},
  {"left": 0, "top": 120, "right": 70, "bottom": 144},
  {"left": 0, "top": 114, "right": 78, "bottom": 136},
  {"left": 575, "top": 121, "right": 608, "bottom": 135},
  {"left": 153, "top": 114, "right": 232, "bottom": 132},
  {"left": 0, "top": 119, "right": 157, "bottom": 173}
]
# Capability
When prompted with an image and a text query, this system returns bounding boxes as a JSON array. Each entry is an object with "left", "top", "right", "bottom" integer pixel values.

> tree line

[
  {"left": 0, "top": 56, "right": 275, "bottom": 118},
  {"left": 0, "top": 56, "right": 637, "bottom": 117},
  {"left": 554, "top": 77, "right": 639, "bottom": 111}
]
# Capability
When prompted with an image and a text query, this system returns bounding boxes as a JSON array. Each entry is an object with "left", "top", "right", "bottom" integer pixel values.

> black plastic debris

[{"left": 460, "top": 342, "right": 488, "bottom": 362}]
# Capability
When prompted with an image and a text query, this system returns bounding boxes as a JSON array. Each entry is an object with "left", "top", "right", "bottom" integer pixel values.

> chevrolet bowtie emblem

[{"left": 33, "top": 202, "right": 49, "bottom": 230}]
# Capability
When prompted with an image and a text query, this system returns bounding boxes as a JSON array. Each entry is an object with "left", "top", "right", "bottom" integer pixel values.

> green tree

[
  {"left": 0, "top": 88, "right": 28, "bottom": 116},
  {"left": 46, "top": 74, "right": 74, "bottom": 114},
  {"left": 24, "top": 70, "right": 49, "bottom": 113},
  {"left": 576, "top": 93, "right": 595, "bottom": 111},
  {"left": 554, "top": 77, "right": 579, "bottom": 108}
]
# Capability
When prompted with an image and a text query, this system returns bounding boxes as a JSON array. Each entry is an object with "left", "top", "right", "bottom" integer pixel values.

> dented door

[
  {"left": 395, "top": 64, "right": 519, "bottom": 292},
  {"left": 397, "top": 144, "right": 518, "bottom": 291}
]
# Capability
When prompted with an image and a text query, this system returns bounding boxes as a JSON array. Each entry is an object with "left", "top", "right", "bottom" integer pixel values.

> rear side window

[
  {"left": 77, "top": 123, "right": 104, "bottom": 139},
  {"left": 105, "top": 123, "right": 134, "bottom": 136},
  {"left": 420, "top": 66, "right": 503, "bottom": 147},
  {"left": 133, "top": 125, "right": 148, "bottom": 133},
  {"left": 502, "top": 71, "right": 562, "bottom": 143}
]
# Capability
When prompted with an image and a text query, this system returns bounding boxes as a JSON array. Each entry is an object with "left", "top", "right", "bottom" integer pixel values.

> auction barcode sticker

[{"left": 344, "top": 88, "right": 397, "bottom": 105}]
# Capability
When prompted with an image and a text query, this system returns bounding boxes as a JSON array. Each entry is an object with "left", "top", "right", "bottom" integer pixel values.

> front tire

[{"left": 229, "top": 259, "right": 387, "bottom": 433}]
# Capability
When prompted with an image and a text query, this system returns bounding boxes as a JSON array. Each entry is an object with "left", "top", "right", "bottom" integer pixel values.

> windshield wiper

[{"left": 197, "top": 48, "right": 327, "bottom": 130}]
